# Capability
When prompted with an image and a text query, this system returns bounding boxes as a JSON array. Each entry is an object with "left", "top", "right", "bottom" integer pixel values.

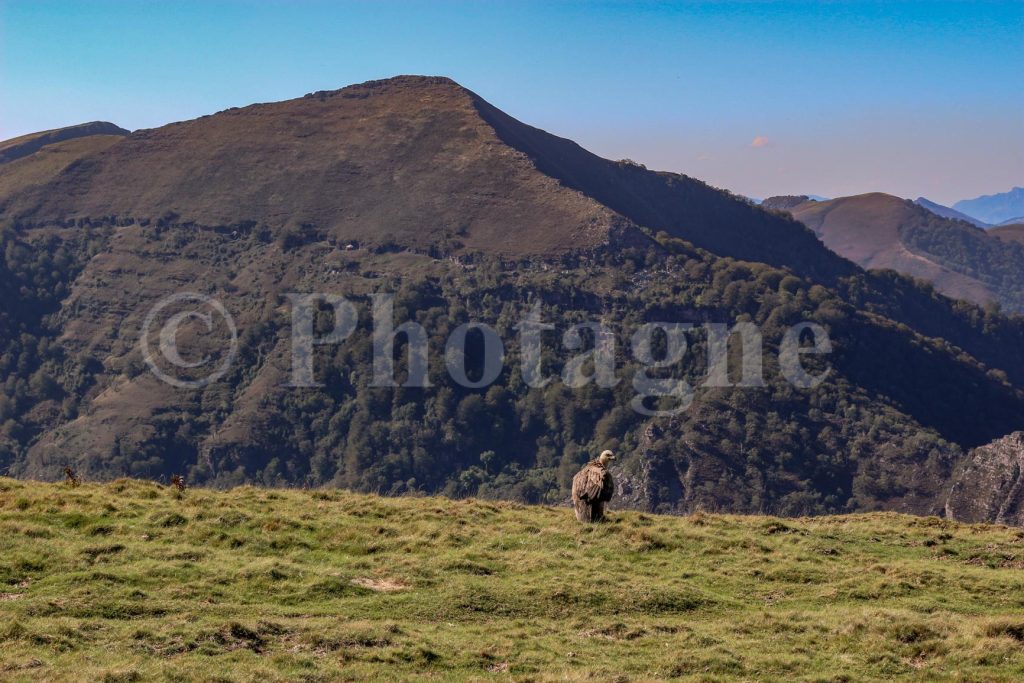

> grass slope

[{"left": 1, "top": 478, "right": 1023, "bottom": 682}]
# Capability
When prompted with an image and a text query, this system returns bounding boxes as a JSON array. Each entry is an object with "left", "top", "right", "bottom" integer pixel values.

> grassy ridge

[{"left": 1, "top": 478, "right": 1023, "bottom": 681}]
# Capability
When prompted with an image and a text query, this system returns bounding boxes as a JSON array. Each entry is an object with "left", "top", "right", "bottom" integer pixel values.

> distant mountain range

[
  {"left": 1, "top": 76, "right": 1023, "bottom": 524},
  {"left": 953, "top": 187, "right": 1024, "bottom": 225},
  {"left": 769, "top": 192, "right": 1023, "bottom": 231},
  {"left": 767, "top": 192, "right": 1024, "bottom": 313}
]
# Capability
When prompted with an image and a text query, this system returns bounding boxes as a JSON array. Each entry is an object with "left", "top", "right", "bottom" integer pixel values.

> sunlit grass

[{"left": 1, "top": 477, "right": 1022, "bottom": 681}]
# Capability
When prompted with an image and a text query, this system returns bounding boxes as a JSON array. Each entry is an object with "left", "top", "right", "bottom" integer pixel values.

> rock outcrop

[{"left": 946, "top": 432, "right": 1024, "bottom": 526}]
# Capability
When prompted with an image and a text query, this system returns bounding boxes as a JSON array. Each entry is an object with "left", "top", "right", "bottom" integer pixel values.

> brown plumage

[
  {"left": 571, "top": 450, "right": 615, "bottom": 522},
  {"left": 63, "top": 466, "right": 79, "bottom": 488}
]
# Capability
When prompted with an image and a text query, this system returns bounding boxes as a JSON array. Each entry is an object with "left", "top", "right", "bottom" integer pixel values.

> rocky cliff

[{"left": 946, "top": 432, "right": 1024, "bottom": 526}]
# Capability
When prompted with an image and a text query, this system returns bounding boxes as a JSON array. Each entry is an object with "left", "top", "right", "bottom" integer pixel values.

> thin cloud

[{"left": 750, "top": 136, "right": 770, "bottom": 148}]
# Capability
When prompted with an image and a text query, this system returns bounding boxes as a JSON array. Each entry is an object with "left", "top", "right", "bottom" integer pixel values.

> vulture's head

[{"left": 599, "top": 450, "right": 616, "bottom": 465}]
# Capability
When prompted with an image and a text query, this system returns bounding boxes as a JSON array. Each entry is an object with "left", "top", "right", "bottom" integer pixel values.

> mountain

[
  {"left": 775, "top": 192, "right": 1024, "bottom": 312},
  {"left": 2, "top": 76, "right": 1024, "bottom": 522},
  {"left": 914, "top": 197, "right": 989, "bottom": 228},
  {"left": 953, "top": 187, "right": 1024, "bottom": 225},
  {"left": 3, "top": 77, "right": 846, "bottom": 280}
]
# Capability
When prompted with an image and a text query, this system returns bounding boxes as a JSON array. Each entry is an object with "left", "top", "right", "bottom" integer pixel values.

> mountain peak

[
  {"left": 0, "top": 121, "right": 128, "bottom": 165},
  {"left": 304, "top": 75, "right": 466, "bottom": 101},
  {"left": 2, "top": 77, "right": 623, "bottom": 256}
]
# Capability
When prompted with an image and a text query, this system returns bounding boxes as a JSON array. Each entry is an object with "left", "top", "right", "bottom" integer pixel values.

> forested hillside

[{"left": 1, "top": 77, "right": 1023, "bottom": 520}]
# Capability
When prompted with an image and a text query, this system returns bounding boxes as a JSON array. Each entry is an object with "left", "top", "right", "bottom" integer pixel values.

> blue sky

[{"left": 1, "top": 0, "right": 1021, "bottom": 204}]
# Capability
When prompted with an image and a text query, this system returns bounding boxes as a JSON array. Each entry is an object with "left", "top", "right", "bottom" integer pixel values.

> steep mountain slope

[
  {"left": 0, "top": 133, "right": 127, "bottom": 203},
  {"left": 915, "top": 197, "right": 989, "bottom": 227},
  {"left": 954, "top": 187, "right": 1024, "bottom": 225},
  {"left": 471, "top": 97, "right": 852, "bottom": 281},
  {"left": 779, "top": 193, "right": 1024, "bottom": 311},
  {"left": 1, "top": 76, "right": 1024, "bottom": 520}
]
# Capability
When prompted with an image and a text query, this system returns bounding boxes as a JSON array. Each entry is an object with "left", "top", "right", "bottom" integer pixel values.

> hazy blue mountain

[
  {"left": 953, "top": 187, "right": 1024, "bottom": 225},
  {"left": 915, "top": 197, "right": 989, "bottom": 227}
]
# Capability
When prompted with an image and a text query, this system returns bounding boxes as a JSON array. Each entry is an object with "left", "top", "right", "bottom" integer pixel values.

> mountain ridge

[{"left": 914, "top": 197, "right": 989, "bottom": 228}]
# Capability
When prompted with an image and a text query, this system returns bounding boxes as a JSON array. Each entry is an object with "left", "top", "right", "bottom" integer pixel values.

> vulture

[{"left": 572, "top": 450, "right": 616, "bottom": 522}]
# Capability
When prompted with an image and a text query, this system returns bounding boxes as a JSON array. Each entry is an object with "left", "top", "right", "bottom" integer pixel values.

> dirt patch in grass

[{"left": 351, "top": 577, "right": 409, "bottom": 592}]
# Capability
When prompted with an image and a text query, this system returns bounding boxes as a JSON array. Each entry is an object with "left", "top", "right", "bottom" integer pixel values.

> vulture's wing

[
  {"left": 572, "top": 464, "right": 607, "bottom": 503},
  {"left": 599, "top": 469, "right": 615, "bottom": 502}
]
